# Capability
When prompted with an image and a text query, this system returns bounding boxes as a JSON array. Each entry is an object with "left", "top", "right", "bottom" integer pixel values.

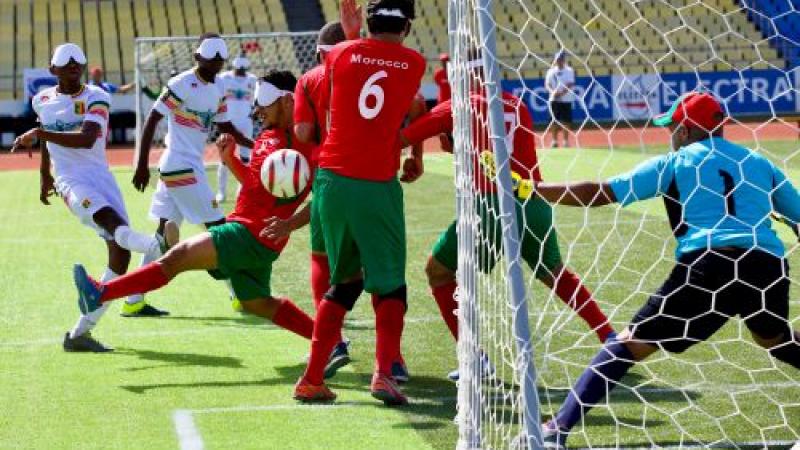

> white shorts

[
  {"left": 56, "top": 172, "right": 129, "bottom": 240},
  {"left": 149, "top": 166, "right": 224, "bottom": 225}
]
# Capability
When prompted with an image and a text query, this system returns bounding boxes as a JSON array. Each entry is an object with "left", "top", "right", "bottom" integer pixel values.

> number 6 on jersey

[{"left": 359, "top": 70, "right": 387, "bottom": 120}]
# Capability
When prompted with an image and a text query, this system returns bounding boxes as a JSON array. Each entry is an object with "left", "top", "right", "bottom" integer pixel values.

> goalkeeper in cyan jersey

[{"left": 486, "top": 91, "right": 800, "bottom": 447}]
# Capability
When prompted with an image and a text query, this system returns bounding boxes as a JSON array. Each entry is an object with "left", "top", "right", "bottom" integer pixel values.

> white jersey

[
  {"left": 153, "top": 69, "right": 229, "bottom": 172},
  {"left": 219, "top": 70, "right": 257, "bottom": 125},
  {"left": 32, "top": 84, "right": 111, "bottom": 181},
  {"left": 545, "top": 65, "right": 576, "bottom": 103}
]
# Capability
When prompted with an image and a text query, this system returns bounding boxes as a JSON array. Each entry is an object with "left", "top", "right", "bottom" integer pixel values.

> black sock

[
  {"left": 769, "top": 333, "right": 800, "bottom": 369},
  {"left": 555, "top": 341, "right": 636, "bottom": 431}
]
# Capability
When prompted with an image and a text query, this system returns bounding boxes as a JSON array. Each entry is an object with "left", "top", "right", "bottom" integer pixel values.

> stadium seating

[{"left": 0, "top": 0, "right": 794, "bottom": 100}]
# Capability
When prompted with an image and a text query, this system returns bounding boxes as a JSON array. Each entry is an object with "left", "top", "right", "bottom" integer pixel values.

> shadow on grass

[
  {"left": 113, "top": 347, "right": 244, "bottom": 372},
  {"left": 158, "top": 315, "right": 265, "bottom": 326}
]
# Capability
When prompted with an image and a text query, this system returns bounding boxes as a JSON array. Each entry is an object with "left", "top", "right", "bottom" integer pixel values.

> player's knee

[
  {"left": 425, "top": 256, "right": 454, "bottom": 287},
  {"left": 158, "top": 241, "right": 189, "bottom": 275},
  {"left": 376, "top": 285, "right": 408, "bottom": 310},
  {"left": 325, "top": 279, "right": 364, "bottom": 311}
]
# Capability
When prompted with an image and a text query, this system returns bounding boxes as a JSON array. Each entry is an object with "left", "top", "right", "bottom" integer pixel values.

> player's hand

[
  {"left": 260, "top": 216, "right": 294, "bottom": 241},
  {"left": 340, "top": 0, "right": 363, "bottom": 40},
  {"left": 216, "top": 133, "right": 236, "bottom": 166},
  {"left": 400, "top": 154, "right": 424, "bottom": 183},
  {"left": 478, "top": 150, "right": 534, "bottom": 200},
  {"left": 772, "top": 212, "right": 800, "bottom": 240},
  {"left": 11, "top": 129, "right": 38, "bottom": 158},
  {"left": 132, "top": 164, "right": 151, "bottom": 192},
  {"left": 39, "top": 172, "right": 55, "bottom": 205}
]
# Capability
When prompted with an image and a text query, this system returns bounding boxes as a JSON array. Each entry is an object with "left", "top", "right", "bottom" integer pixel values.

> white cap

[
  {"left": 254, "top": 80, "right": 291, "bottom": 107},
  {"left": 51, "top": 43, "right": 87, "bottom": 67},
  {"left": 232, "top": 56, "right": 250, "bottom": 69}
]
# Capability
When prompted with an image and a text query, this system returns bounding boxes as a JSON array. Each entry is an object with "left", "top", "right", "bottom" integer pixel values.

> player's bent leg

[
  {"left": 74, "top": 233, "right": 218, "bottom": 314},
  {"left": 240, "top": 297, "right": 314, "bottom": 339},
  {"left": 123, "top": 218, "right": 179, "bottom": 316},
  {"left": 544, "top": 327, "right": 656, "bottom": 444},
  {"left": 538, "top": 265, "right": 615, "bottom": 343},
  {"left": 752, "top": 328, "right": 800, "bottom": 369},
  {"left": 65, "top": 265, "right": 121, "bottom": 353},
  {"left": 427, "top": 255, "right": 459, "bottom": 340}
]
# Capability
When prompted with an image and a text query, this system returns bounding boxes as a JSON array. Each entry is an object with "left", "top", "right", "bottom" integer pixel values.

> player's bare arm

[
  {"left": 217, "top": 121, "right": 255, "bottom": 149},
  {"left": 535, "top": 181, "right": 617, "bottom": 207},
  {"left": 215, "top": 133, "right": 248, "bottom": 184},
  {"left": 38, "top": 140, "right": 55, "bottom": 206},
  {"left": 400, "top": 96, "right": 428, "bottom": 183},
  {"left": 35, "top": 121, "right": 102, "bottom": 149},
  {"left": 133, "top": 109, "right": 164, "bottom": 192},
  {"left": 340, "top": 0, "right": 363, "bottom": 40},
  {"left": 260, "top": 203, "right": 312, "bottom": 240}
]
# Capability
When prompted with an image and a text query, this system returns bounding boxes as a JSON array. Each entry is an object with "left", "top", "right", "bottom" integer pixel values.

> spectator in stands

[
  {"left": 89, "top": 67, "right": 135, "bottom": 95},
  {"left": 545, "top": 50, "right": 575, "bottom": 148},
  {"left": 434, "top": 53, "right": 450, "bottom": 104}
]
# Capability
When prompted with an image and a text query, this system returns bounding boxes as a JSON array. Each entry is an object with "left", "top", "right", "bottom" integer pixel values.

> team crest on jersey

[
  {"left": 74, "top": 101, "right": 86, "bottom": 115},
  {"left": 40, "top": 95, "right": 50, "bottom": 103},
  {"left": 191, "top": 82, "right": 198, "bottom": 88},
  {"left": 81, "top": 198, "right": 91, "bottom": 209}
]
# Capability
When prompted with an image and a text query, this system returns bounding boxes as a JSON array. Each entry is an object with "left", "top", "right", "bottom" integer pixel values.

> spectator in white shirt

[{"left": 545, "top": 51, "right": 575, "bottom": 148}]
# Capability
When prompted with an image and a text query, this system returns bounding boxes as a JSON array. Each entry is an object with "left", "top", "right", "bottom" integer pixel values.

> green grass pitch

[{"left": 1, "top": 140, "right": 799, "bottom": 449}]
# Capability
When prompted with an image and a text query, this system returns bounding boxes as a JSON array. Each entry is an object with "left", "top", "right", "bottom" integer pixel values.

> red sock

[
  {"left": 552, "top": 269, "right": 614, "bottom": 342},
  {"left": 310, "top": 254, "right": 330, "bottom": 311},
  {"left": 271, "top": 298, "right": 314, "bottom": 340},
  {"left": 375, "top": 298, "right": 405, "bottom": 376},
  {"left": 432, "top": 281, "right": 458, "bottom": 339},
  {"left": 303, "top": 300, "right": 346, "bottom": 385},
  {"left": 372, "top": 294, "right": 405, "bottom": 364},
  {"left": 100, "top": 262, "right": 169, "bottom": 302},
  {"left": 311, "top": 254, "right": 343, "bottom": 344}
]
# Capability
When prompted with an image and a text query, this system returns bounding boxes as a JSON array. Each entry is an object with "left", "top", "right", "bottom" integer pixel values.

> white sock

[
  {"left": 126, "top": 238, "right": 162, "bottom": 305},
  {"left": 69, "top": 267, "right": 118, "bottom": 338},
  {"left": 217, "top": 163, "right": 228, "bottom": 198},
  {"left": 114, "top": 225, "right": 159, "bottom": 254}
]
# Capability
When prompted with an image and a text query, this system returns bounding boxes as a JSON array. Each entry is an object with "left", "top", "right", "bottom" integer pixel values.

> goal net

[
  {"left": 133, "top": 31, "right": 318, "bottom": 148},
  {"left": 449, "top": 0, "right": 800, "bottom": 448}
]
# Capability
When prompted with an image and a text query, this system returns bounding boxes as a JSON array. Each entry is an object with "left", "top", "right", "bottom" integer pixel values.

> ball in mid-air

[{"left": 260, "top": 149, "right": 310, "bottom": 198}]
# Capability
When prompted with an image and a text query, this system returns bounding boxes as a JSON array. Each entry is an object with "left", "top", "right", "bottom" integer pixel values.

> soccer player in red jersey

[
  {"left": 399, "top": 54, "right": 616, "bottom": 381},
  {"left": 73, "top": 71, "right": 328, "bottom": 349},
  {"left": 293, "top": 0, "right": 425, "bottom": 406}
]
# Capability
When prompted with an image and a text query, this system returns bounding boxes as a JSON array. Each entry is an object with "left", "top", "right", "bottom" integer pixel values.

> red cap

[
  {"left": 439, "top": 53, "right": 450, "bottom": 62},
  {"left": 653, "top": 91, "right": 726, "bottom": 132}
]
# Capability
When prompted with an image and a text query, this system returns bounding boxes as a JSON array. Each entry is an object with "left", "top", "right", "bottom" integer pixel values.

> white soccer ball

[{"left": 260, "top": 149, "right": 311, "bottom": 198}]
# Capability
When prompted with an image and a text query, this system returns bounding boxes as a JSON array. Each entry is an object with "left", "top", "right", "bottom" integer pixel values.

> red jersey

[
  {"left": 294, "top": 64, "right": 328, "bottom": 155},
  {"left": 433, "top": 67, "right": 451, "bottom": 103},
  {"left": 227, "top": 128, "right": 316, "bottom": 253},
  {"left": 401, "top": 91, "right": 541, "bottom": 193},
  {"left": 319, "top": 38, "right": 426, "bottom": 181}
]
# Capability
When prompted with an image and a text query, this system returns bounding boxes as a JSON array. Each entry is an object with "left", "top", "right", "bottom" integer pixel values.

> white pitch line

[{"left": 173, "top": 410, "right": 204, "bottom": 450}]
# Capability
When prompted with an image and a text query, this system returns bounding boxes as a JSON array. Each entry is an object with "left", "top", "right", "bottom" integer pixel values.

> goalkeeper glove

[
  {"left": 478, "top": 150, "right": 534, "bottom": 200},
  {"left": 771, "top": 212, "right": 800, "bottom": 240}
]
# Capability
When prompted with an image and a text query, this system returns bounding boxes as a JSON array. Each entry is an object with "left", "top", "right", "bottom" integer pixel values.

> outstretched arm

[
  {"left": 38, "top": 141, "right": 55, "bottom": 205},
  {"left": 535, "top": 181, "right": 617, "bottom": 207},
  {"left": 217, "top": 121, "right": 254, "bottom": 149}
]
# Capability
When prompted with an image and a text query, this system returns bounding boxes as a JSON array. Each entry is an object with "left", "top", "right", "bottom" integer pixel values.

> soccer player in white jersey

[
  {"left": 215, "top": 54, "right": 257, "bottom": 203},
  {"left": 130, "top": 33, "right": 254, "bottom": 313},
  {"left": 11, "top": 43, "right": 178, "bottom": 352}
]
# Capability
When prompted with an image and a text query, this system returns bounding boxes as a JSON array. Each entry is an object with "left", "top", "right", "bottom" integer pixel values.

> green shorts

[
  {"left": 207, "top": 221, "right": 279, "bottom": 301},
  {"left": 432, "top": 195, "right": 562, "bottom": 278},
  {"left": 312, "top": 169, "right": 406, "bottom": 295},
  {"left": 309, "top": 198, "right": 326, "bottom": 253}
]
